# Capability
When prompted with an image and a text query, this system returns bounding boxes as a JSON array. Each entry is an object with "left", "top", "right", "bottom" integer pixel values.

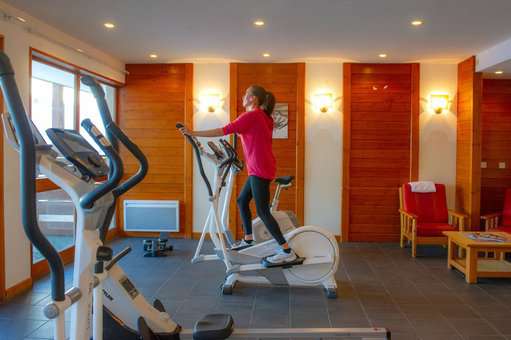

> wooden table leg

[
  {"left": 465, "top": 247, "right": 477, "bottom": 284},
  {"left": 447, "top": 238, "right": 454, "bottom": 269}
]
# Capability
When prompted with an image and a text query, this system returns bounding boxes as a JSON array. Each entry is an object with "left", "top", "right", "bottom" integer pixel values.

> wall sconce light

[
  {"left": 200, "top": 92, "right": 221, "bottom": 113},
  {"left": 429, "top": 93, "right": 450, "bottom": 114},
  {"left": 313, "top": 92, "right": 333, "bottom": 113}
]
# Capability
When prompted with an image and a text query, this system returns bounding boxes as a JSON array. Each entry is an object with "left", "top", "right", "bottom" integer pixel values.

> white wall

[
  {"left": 0, "top": 1, "right": 124, "bottom": 288},
  {"left": 419, "top": 63, "right": 458, "bottom": 207},
  {"left": 304, "top": 64, "right": 342, "bottom": 235},
  {"left": 192, "top": 64, "right": 230, "bottom": 232}
]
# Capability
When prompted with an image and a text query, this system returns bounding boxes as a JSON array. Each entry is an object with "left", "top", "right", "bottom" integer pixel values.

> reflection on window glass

[
  {"left": 79, "top": 82, "right": 116, "bottom": 154},
  {"left": 33, "top": 189, "right": 75, "bottom": 263},
  {"left": 31, "top": 61, "right": 76, "bottom": 143}
]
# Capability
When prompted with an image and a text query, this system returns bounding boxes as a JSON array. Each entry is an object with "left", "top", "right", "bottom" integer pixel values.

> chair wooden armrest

[
  {"left": 481, "top": 212, "right": 501, "bottom": 220},
  {"left": 448, "top": 210, "right": 466, "bottom": 231},
  {"left": 481, "top": 212, "right": 501, "bottom": 230},
  {"left": 399, "top": 209, "right": 417, "bottom": 220}
]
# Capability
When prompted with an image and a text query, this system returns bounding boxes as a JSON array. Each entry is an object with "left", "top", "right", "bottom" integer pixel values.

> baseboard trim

[{"left": 4, "top": 277, "right": 33, "bottom": 301}]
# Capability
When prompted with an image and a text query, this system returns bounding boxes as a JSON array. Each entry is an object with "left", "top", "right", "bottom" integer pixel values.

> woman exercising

[{"left": 178, "top": 85, "right": 297, "bottom": 266}]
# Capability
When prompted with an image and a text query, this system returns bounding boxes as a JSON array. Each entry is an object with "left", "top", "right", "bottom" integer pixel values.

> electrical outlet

[
  {"left": 481, "top": 161, "right": 488, "bottom": 169},
  {"left": 499, "top": 162, "right": 506, "bottom": 169}
]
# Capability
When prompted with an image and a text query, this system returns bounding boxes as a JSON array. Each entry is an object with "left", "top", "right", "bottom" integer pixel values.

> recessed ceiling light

[
  {"left": 411, "top": 20, "right": 423, "bottom": 26},
  {"left": 16, "top": 16, "right": 27, "bottom": 23},
  {"left": 253, "top": 20, "right": 265, "bottom": 27},
  {"left": 379, "top": 53, "right": 387, "bottom": 58},
  {"left": 149, "top": 54, "right": 158, "bottom": 59},
  {"left": 495, "top": 70, "right": 504, "bottom": 74},
  {"left": 104, "top": 22, "right": 115, "bottom": 29},
  {"left": 262, "top": 53, "right": 271, "bottom": 57},
  {"left": 76, "top": 48, "right": 84, "bottom": 53}
]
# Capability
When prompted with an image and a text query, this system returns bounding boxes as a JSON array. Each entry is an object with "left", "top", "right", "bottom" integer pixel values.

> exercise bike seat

[
  {"left": 275, "top": 176, "right": 294, "bottom": 185},
  {"left": 193, "top": 314, "right": 234, "bottom": 340}
]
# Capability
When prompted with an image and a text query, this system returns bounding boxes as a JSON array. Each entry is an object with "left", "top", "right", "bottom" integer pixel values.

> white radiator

[{"left": 123, "top": 200, "right": 179, "bottom": 232}]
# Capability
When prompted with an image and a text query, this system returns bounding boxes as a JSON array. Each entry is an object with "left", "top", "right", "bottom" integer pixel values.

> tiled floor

[{"left": 1, "top": 238, "right": 511, "bottom": 340}]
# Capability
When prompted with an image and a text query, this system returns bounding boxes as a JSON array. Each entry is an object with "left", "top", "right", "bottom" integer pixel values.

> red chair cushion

[
  {"left": 417, "top": 223, "right": 456, "bottom": 237},
  {"left": 402, "top": 183, "right": 449, "bottom": 223},
  {"left": 501, "top": 189, "right": 511, "bottom": 227},
  {"left": 494, "top": 226, "right": 511, "bottom": 234}
]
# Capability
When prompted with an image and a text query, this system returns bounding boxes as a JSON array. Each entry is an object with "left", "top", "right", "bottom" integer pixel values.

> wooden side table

[{"left": 443, "top": 231, "right": 511, "bottom": 283}]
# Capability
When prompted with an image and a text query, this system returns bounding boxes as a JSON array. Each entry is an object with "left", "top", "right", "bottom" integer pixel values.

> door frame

[{"left": 341, "top": 63, "right": 420, "bottom": 242}]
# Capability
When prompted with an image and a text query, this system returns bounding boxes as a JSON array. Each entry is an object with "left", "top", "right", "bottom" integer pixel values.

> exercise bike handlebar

[
  {"left": 79, "top": 119, "right": 123, "bottom": 209},
  {"left": 0, "top": 52, "right": 66, "bottom": 302},
  {"left": 81, "top": 75, "right": 149, "bottom": 198},
  {"left": 176, "top": 123, "right": 213, "bottom": 197}
]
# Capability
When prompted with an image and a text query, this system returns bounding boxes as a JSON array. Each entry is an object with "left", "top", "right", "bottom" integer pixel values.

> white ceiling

[
  {"left": 483, "top": 60, "right": 511, "bottom": 79},
  {"left": 6, "top": 0, "right": 511, "bottom": 64}
]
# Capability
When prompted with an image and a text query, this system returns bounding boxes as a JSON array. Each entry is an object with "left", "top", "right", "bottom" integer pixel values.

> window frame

[{"left": 29, "top": 48, "right": 123, "bottom": 278}]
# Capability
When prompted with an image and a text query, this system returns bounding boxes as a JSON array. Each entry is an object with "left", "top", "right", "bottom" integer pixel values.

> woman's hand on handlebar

[{"left": 178, "top": 124, "right": 193, "bottom": 137}]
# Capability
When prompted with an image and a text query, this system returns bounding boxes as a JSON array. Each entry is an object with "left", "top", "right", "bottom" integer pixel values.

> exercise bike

[
  {"left": 179, "top": 125, "right": 340, "bottom": 298},
  {"left": 0, "top": 51, "right": 389, "bottom": 340}
]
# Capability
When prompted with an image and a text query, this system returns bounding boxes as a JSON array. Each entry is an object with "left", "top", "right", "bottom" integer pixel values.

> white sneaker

[
  {"left": 264, "top": 249, "right": 297, "bottom": 266},
  {"left": 231, "top": 239, "right": 254, "bottom": 251}
]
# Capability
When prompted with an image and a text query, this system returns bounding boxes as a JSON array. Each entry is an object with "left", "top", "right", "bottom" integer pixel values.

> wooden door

[
  {"left": 342, "top": 63, "right": 419, "bottom": 242},
  {"left": 229, "top": 63, "right": 305, "bottom": 239},
  {"left": 480, "top": 79, "right": 511, "bottom": 216}
]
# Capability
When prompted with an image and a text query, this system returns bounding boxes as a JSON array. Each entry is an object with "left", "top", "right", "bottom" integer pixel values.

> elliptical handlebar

[
  {"left": 81, "top": 75, "right": 148, "bottom": 198},
  {"left": 79, "top": 119, "right": 123, "bottom": 209},
  {"left": 176, "top": 123, "right": 213, "bottom": 197},
  {"left": 0, "top": 52, "right": 66, "bottom": 302}
]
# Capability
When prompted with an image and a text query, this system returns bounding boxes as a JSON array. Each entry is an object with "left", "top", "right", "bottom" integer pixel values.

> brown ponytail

[{"left": 248, "top": 85, "right": 275, "bottom": 116}]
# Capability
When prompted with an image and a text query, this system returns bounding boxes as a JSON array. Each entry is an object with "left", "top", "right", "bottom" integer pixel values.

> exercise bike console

[{"left": 46, "top": 128, "right": 109, "bottom": 180}]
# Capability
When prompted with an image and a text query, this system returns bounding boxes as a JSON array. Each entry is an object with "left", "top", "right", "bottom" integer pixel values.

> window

[
  {"left": 30, "top": 50, "right": 120, "bottom": 266},
  {"left": 79, "top": 81, "right": 116, "bottom": 153},
  {"left": 34, "top": 189, "right": 75, "bottom": 263},
  {"left": 31, "top": 60, "right": 76, "bottom": 143}
]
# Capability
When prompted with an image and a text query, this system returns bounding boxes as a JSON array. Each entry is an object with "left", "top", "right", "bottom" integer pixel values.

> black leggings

[{"left": 237, "top": 176, "right": 287, "bottom": 245}]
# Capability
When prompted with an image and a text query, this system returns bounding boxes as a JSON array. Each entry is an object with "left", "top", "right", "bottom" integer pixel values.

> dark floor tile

[
  {"left": 486, "top": 318, "right": 511, "bottom": 335},
  {"left": 290, "top": 307, "right": 330, "bottom": 327},
  {"left": 448, "top": 318, "right": 499, "bottom": 337},
  {"left": 0, "top": 318, "right": 47, "bottom": 339}
]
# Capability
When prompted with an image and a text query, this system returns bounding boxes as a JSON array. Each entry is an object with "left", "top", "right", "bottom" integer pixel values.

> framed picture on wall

[{"left": 272, "top": 103, "right": 288, "bottom": 139}]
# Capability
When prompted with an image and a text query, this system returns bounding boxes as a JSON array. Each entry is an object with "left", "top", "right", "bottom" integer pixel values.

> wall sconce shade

[
  {"left": 430, "top": 93, "right": 449, "bottom": 114},
  {"left": 314, "top": 93, "right": 333, "bottom": 113},
  {"left": 200, "top": 93, "right": 221, "bottom": 113}
]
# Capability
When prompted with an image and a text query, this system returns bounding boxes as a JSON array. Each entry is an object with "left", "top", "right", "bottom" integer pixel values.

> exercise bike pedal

[{"left": 261, "top": 256, "right": 305, "bottom": 269}]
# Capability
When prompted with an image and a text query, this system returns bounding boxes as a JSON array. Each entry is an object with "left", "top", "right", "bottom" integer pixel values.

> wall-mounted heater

[{"left": 123, "top": 200, "right": 179, "bottom": 232}]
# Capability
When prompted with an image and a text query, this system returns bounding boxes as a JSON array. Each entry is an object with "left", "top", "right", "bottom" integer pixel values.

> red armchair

[
  {"left": 399, "top": 183, "right": 466, "bottom": 257},
  {"left": 481, "top": 188, "right": 511, "bottom": 233}
]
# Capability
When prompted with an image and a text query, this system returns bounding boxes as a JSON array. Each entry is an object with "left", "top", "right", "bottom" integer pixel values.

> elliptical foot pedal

[
  {"left": 261, "top": 256, "right": 305, "bottom": 268},
  {"left": 193, "top": 314, "right": 234, "bottom": 340}
]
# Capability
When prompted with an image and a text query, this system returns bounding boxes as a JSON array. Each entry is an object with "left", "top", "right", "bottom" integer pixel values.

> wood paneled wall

[
  {"left": 481, "top": 79, "right": 511, "bottom": 215},
  {"left": 119, "top": 64, "right": 193, "bottom": 238},
  {"left": 342, "top": 63, "right": 419, "bottom": 242},
  {"left": 456, "top": 56, "right": 482, "bottom": 229},
  {"left": 229, "top": 63, "right": 305, "bottom": 238}
]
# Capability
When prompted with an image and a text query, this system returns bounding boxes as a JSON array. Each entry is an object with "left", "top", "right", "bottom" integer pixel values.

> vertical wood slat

[
  {"left": 118, "top": 63, "right": 194, "bottom": 238},
  {"left": 410, "top": 63, "right": 420, "bottom": 181},
  {"left": 184, "top": 64, "right": 194, "bottom": 238},
  {"left": 456, "top": 56, "right": 482, "bottom": 229},
  {"left": 342, "top": 63, "right": 419, "bottom": 242},
  {"left": 341, "top": 63, "right": 352, "bottom": 242},
  {"left": 229, "top": 63, "right": 305, "bottom": 238}
]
